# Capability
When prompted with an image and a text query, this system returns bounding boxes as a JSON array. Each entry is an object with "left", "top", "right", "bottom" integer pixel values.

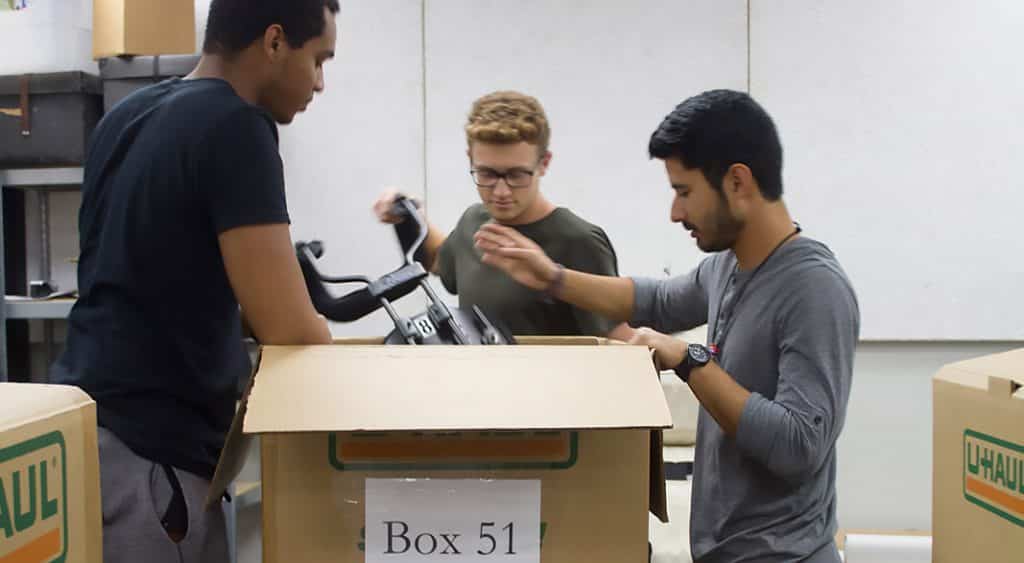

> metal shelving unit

[{"left": 0, "top": 166, "right": 81, "bottom": 381}]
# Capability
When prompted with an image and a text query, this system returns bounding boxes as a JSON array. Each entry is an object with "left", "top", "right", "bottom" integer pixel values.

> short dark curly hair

[{"left": 203, "top": 0, "right": 340, "bottom": 56}]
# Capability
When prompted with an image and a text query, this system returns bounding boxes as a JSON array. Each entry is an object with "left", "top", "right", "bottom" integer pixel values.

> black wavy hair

[{"left": 649, "top": 89, "right": 784, "bottom": 200}]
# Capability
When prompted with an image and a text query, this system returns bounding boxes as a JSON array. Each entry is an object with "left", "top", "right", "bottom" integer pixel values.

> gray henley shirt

[{"left": 632, "top": 236, "right": 860, "bottom": 562}]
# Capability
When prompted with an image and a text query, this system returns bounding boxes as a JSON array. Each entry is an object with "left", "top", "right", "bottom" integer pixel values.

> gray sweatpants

[{"left": 98, "top": 427, "right": 229, "bottom": 563}]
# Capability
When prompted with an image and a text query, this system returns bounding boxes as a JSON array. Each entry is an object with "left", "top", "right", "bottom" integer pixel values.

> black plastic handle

[
  {"left": 315, "top": 287, "right": 383, "bottom": 322},
  {"left": 391, "top": 196, "right": 427, "bottom": 266},
  {"left": 296, "top": 241, "right": 383, "bottom": 322}
]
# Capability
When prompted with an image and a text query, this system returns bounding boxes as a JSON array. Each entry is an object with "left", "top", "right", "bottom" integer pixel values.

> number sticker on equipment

[
  {"left": 365, "top": 478, "right": 540, "bottom": 562},
  {"left": 414, "top": 315, "right": 437, "bottom": 338}
]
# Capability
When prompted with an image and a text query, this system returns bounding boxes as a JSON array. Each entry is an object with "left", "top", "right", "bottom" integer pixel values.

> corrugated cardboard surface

[
  {"left": 0, "top": 383, "right": 93, "bottom": 433},
  {"left": 93, "top": 0, "right": 195, "bottom": 59},
  {"left": 0, "top": 383, "right": 102, "bottom": 563},
  {"left": 245, "top": 344, "right": 673, "bottom": 433},
  {"left": 933, "top": 349, "right": 1024, "bottom": 562},
  {"left": 210, "top": 337, "right": 671, "bottom": 558},
  {"left": 262, "top": 429, "right": 650, "bottom": 563}
]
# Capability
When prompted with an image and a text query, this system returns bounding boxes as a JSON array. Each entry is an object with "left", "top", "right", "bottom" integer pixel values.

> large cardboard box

[
  {"left": 0, "top": 383, "right": 102, "bottom": 562},
  {"left": 93, "top": 0, "right": 196, "bottom": 59},
  {"left": 211, "top": 337, "right": 672, "bottom": 562},
  {"left": 933, "top": 349, "right": 1024, "bottom": 562}
]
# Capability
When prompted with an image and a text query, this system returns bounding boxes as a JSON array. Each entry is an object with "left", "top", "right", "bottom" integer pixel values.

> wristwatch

[{"left": 673, "top": 343, "right": 711, "bottom": 383}]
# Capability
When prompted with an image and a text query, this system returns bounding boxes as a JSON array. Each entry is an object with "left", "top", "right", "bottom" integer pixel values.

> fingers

[
  {"left": 373, "top": 188, "right": 406, "bottom": 224},
  {"left": 477, "top": 222, "right": 514, "bottom": 236},
  {"left": 628, "top": 330, "right": 652, "bottom": 346},
  {"left": 628, "top": 327, "right": 669, "bottom": 350},
  {"left": 473, "top": 229, "right": 518, "bottom": 252},
  {"left": 473, "top": 224, "right": 542, "bottom": 255},
  {"left": 478, "top": 247, "right": 533, "bottom": 268},
  {"left": 495, "top": 247, "right": 536, "bottom": 259},
  {"left": 375, "top": 187, "right": 401, "bottom": 207},
  {"left": 476, "top": 223, "right": 536, "bottom": 248},
  {"left": 479, "top": 251, "right": 502, "bottom": 267}
]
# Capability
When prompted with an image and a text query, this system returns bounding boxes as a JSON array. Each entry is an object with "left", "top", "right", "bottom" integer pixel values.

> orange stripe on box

[
  {"left": 0, "top": 527, "right": 61, "bottom": 563},
  {"left": 339, "top": 437, "right": 568, "bottom": 461},
  {"left": 966, "top": 476, "right": 1024, "bottom": 515}
]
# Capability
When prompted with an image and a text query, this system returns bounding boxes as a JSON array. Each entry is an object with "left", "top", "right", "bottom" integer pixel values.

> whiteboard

[
  {"left": 750, "top": 0, "right": 1024, "bottom": 339},
  {"left": 423, "top": 0, "right": 748, "bottom": 284}
]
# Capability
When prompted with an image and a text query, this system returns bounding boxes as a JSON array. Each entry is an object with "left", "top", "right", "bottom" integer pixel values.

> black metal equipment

[{"left": 296, "top": 196, "right": 514, "bottom": 345}]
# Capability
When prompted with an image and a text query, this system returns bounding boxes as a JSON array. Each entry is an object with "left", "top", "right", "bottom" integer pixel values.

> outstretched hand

[{"left": 473, "top": 223, "right": 560, "bottom": 291}]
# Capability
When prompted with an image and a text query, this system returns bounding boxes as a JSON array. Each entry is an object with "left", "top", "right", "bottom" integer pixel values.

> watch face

[{"left": 689, "top": 344, "right": 710, "bottom": 363}]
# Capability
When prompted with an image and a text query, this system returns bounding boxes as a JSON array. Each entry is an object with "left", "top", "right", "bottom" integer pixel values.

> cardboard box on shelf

[{"left": 93, "top": 0, "right": 195, "bottom": 59}]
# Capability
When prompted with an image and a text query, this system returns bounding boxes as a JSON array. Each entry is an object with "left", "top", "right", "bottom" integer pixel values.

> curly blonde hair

[{"left": 465, "top": 91, "right": 550, "bottom": 155}]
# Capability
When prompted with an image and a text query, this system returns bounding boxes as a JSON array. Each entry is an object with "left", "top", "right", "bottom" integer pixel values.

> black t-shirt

[{"left": 50, "top": 78, "right": 289, "bottom": 478}]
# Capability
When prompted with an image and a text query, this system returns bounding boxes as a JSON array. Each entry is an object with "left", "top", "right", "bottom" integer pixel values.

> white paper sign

[{"left": 365, "top": 478, "right": 541, "bottom": 563}]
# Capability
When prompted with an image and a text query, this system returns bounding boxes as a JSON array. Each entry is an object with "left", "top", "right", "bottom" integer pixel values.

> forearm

[
  {"left": 422, "top": 222, "right": 447, "bottom": 273},
  {"left": 559, "top": 269, "right": 635, "bottom": 322},
  {"left": 690, "top": 362, "right": 830, "bottom": 481},
  {"left": 251, "top": 308, "right": 331, "bottom": 345},
  {"left": 221, "top": 224, "right": 334, "bottom": 347},
  {"left": 687, "top": 362, "right": 751, "bottom": 436},
  {"left": 630, "top": 275, "right": 708, "bottom": 334}
]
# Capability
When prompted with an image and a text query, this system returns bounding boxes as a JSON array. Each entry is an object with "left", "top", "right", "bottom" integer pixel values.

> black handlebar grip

[
  {"left": 317, "top": 287, "right": 383, "bottom": 322},
  {"left": 296, "top": 241, "right": 384, "bottom": 322}
]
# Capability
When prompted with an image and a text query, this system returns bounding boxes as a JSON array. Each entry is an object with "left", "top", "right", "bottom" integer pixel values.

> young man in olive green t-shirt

[{"left": 373, "top": 90, "right": 631, "bottom": 339}]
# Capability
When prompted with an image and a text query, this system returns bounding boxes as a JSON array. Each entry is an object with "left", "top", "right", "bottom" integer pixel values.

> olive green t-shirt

[{"left": 436, "top": 204, "right": 620, "bottom": 337}]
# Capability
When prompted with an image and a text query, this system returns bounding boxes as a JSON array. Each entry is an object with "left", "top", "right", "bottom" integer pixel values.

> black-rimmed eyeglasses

[{"left": 469, "top": 166, "right": 538, "bottom": 189}]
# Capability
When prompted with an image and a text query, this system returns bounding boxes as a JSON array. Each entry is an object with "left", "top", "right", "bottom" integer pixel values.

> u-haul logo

[
  {"left": 0, "top": 431, "right": 67, "bottom": 563},
  {"left": 964, "top": 429, "right": 1024, "bottom": 527}
]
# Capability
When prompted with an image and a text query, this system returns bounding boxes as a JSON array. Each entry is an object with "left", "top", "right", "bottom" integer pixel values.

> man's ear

[
  {"left": 538, "top": 150, "right": 553, "bottom": 176},
  {"left": 725, "top": 163, "right": 758, "bottom": 201},
  {"left": 262, "top": 24, "right": 287, "bottom": 59}
]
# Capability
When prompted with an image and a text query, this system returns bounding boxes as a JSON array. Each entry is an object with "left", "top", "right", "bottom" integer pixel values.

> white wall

[
  {"left": 0, "top": 0, "right": 96, "bottom": 75},
  {"left": 423, "top": 0, "right": 747, "bottom": 282},
  {"left": 750, "top": 0, "right": 1024, "bottom": 340},
  {"left": 275, "top": 0, "right": 429, "bottom": 336}
]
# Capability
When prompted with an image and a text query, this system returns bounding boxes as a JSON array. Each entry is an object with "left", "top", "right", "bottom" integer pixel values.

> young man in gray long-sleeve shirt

[{"left": 474, "top": 89, "right": 860, "bottom": 562}]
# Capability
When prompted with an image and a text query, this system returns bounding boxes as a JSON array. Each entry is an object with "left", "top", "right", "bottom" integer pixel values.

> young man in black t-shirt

[{"left": 50, "top": 1, "right": 338, "bottom": 559}]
